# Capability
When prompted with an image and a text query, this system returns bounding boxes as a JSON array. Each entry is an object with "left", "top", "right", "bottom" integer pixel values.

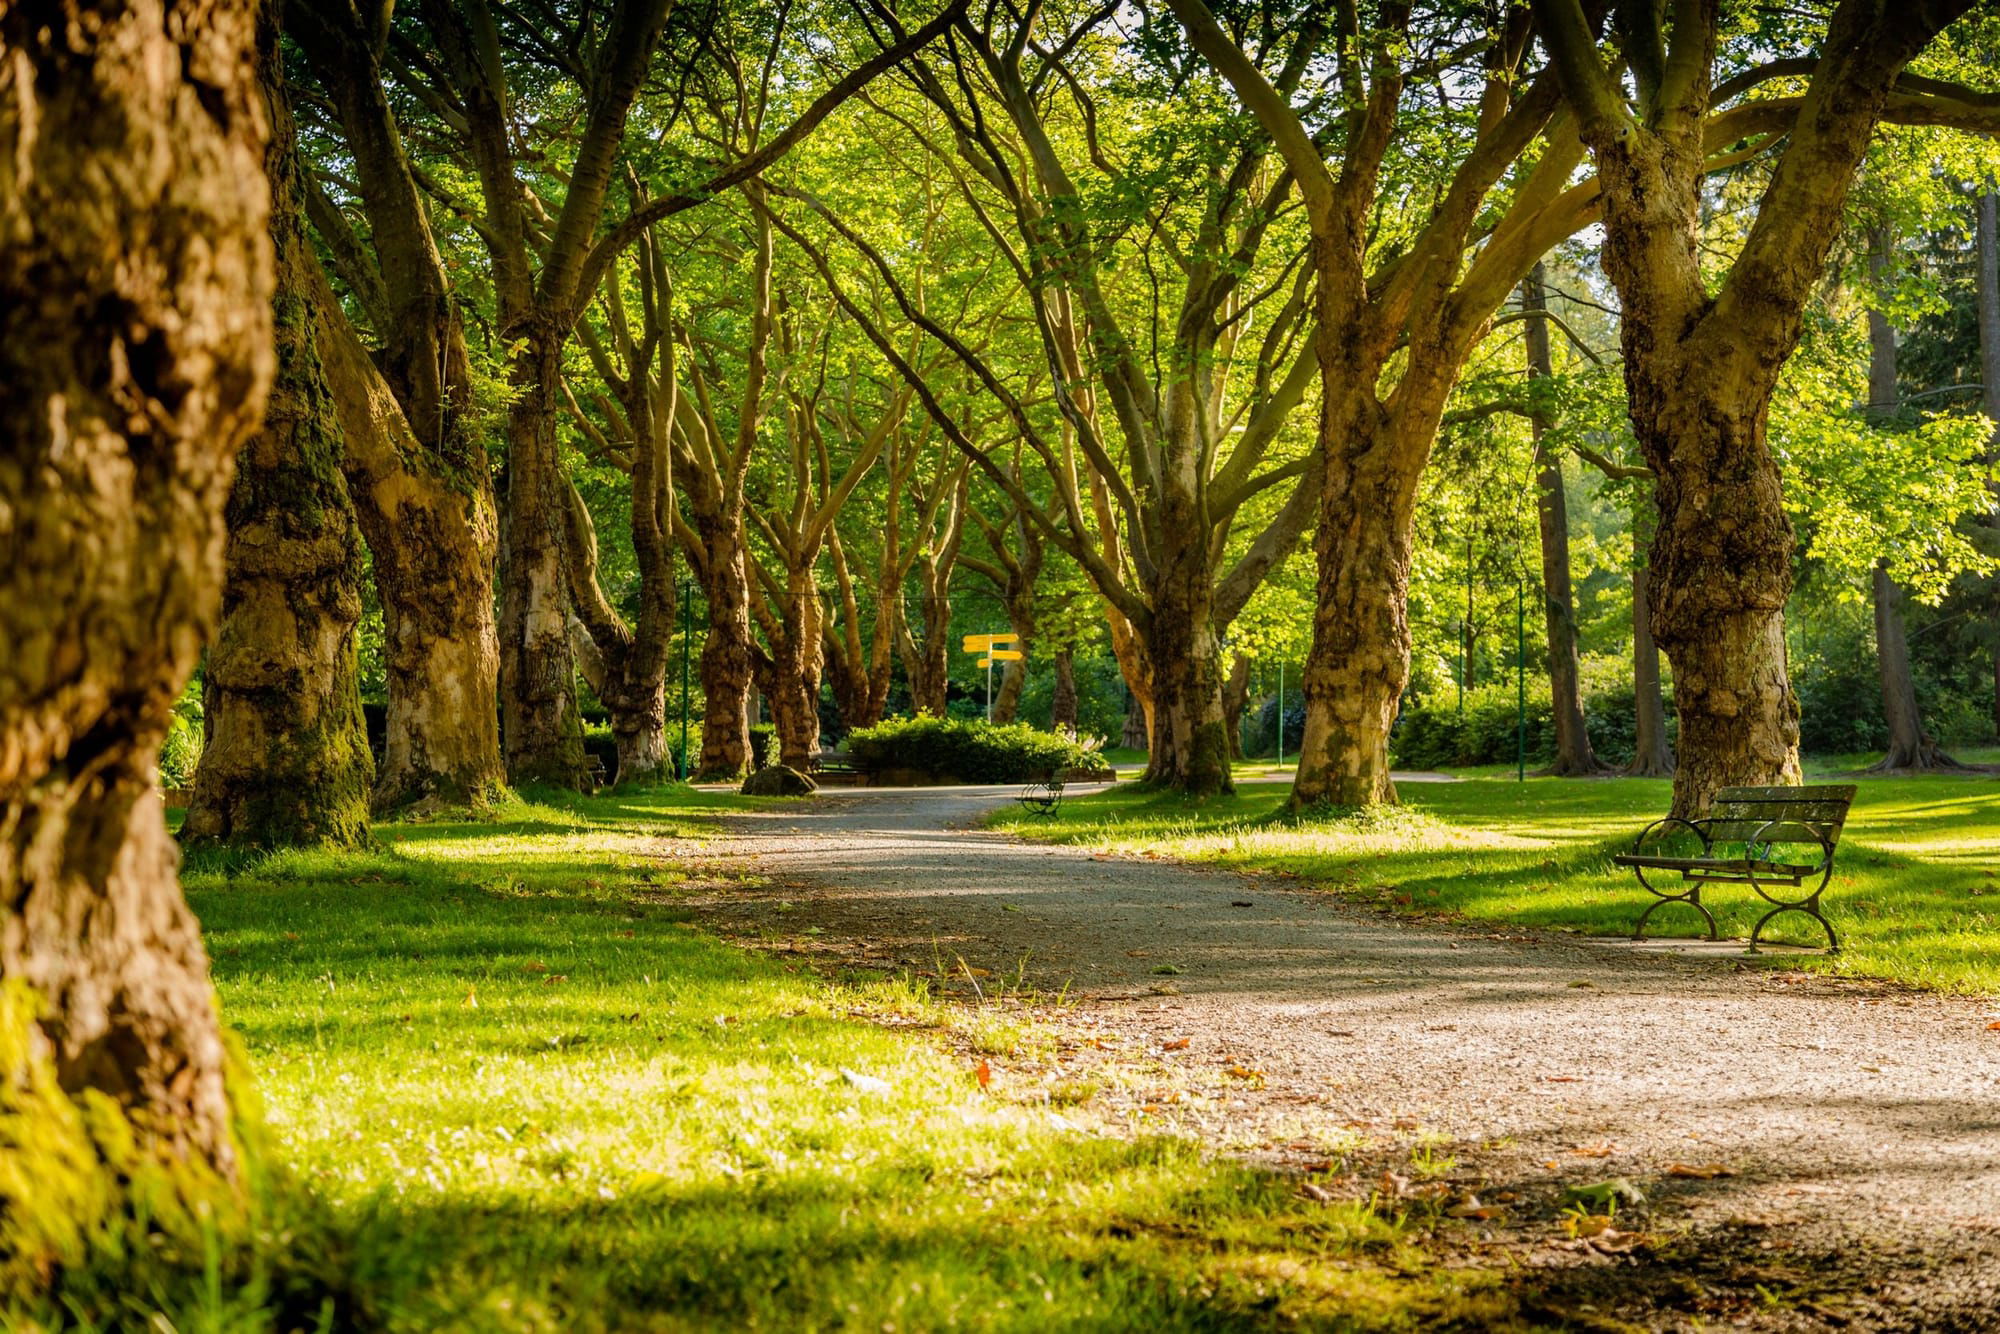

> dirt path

[{"left": 687, "top": 784, "right": 2000, "bottom": 1330}]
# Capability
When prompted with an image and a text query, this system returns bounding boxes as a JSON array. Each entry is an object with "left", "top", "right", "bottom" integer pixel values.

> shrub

[
  {"left": 1391, "top": 655, "right": 1674, "bottom": 770},
  {"left": 842, "top": 716, "right": 1109, "bottom": 784}
]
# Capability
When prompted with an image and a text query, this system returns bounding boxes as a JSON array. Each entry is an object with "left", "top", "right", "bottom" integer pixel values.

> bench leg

[
  {"left": 1749, "top": 896, "right": 1838, "bottom": 955},
  {"left": 1631, "top": 875, "right": 1718, "bottom": 943}
]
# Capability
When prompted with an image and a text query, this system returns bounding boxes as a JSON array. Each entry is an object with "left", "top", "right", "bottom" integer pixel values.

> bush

[{"left": 842, "top": 716, "right": 1109, "bottom": 784}]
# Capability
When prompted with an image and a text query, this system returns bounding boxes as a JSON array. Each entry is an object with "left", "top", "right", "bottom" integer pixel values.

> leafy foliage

[{"left": 843, "top": 716, "right": 1109, "bottom": 782}]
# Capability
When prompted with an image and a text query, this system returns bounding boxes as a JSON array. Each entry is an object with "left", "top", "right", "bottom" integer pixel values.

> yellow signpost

[{"left": 964, "top": 634, "right": 1021, "bottom": 719}]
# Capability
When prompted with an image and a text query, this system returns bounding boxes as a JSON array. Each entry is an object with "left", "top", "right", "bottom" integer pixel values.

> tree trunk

[
  {"left": 766, "top": 566, "right": 826, "bottom": 769},
  {"left": 1122, "top": 695, "right": 1149, "bottom": 750},
  {"left": 1863, "top": 240, "right": 1959, "bottom": 772},
  {"left": 186, "top": 35, "right": 372, "bottom": 850},
  {"left": 901, "top": 588, "right": 955, "bottom": 717},
  {"left": 694, "top": 511, "right": 755, "bottom": 780},
  {"left": 1052, "top": 646, "right": 1079, "bottom": 733},
  {"left": 1222, "top": 652, "right": 1251, "bottom": 761},
  {"left": 1627, "top": 558, "right": 1676, "bottom": 776},
  {"left": 1290, "top": 427, "right": 1422, "bottom": 808},
  {"left": 1870, "top": 564, "right": 1958, "bottom": 770},
  {"left": 0, "top": 0, "right": 271, "bottom": 1191},
  {"left": 498, "top": 342, "right": 586, "bottom": 788},
  {"left": 291, "top": 6, "right": 506, "bottom": 815},
  {"left": 1140, "top": 558, "right": 1233, "bottom": 794},
  {"left": 1979, "top": 192, "right": 2000, "bottom": 739},
  {"left": 314, "top": 292, "right": 505, "bottom": 812},
  {"left": 992, "top": 600, "right": 1035, "bottom": 725},
  {"left": 1524, "top": 265, "right": 1607, "bottom": 777}
]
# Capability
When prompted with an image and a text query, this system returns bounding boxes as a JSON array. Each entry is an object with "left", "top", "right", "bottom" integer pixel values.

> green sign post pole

[
  {"left": 678, "top": 575, "right": 691, "bottom": 781},
  {"left": 1516, "top": 578, "right": 1526, "bottom": 782}
]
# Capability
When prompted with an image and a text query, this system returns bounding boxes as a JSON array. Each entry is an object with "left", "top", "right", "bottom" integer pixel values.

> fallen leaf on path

[
  {"left": 1667, "top": 1163, "right": 1734, "bottom": 1179},
  {"left": 1987, "top": 1021, "right": 2000, "bottom": 1031},
  {"left": 1376, "top": 1171, "right": 1410, "bottom": 1198},
  {"left": 974, "top": 1060, "right": 991, "bottom": 1090},
  {"left": 1151, "top": 964, "right": 1182, "bottom": 975},
  {"left": 1569, "top": 1143, "right": 1617, "bottom": 1158},
  {"left": 1567, "top": 980, "right": 1596, "bottom": 989},
  {"left": 1224, "top": 1064, "right": 1264, "bottom": 1080},
  {"left": 1163, "top": 1038, "right": 1190, "bottom": 1051},
  {"left": 1542, "top": 1076, "right": 1580, "bottom": 1083}
]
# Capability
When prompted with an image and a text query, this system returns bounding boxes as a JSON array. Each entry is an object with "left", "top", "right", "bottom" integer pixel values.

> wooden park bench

[
  {"left": 1614, "top": 785, "right": 1856, "bottom": 953},
  {"left": 1017, "top": 773, "right": 1066, "bottom": 817}
]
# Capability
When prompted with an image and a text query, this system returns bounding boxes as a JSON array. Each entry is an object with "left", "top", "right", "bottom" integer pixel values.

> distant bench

[
  {"left": 1614, "top": 785, "right": 1856, "bottom": 953},
  {"left": 1016, "top": 774, "right": 1065, "bottom": 816}
]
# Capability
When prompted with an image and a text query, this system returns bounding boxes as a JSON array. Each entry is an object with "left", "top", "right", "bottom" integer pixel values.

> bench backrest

[{"left": 1705, "top": 785, "right": 1856, "bottom": 846}]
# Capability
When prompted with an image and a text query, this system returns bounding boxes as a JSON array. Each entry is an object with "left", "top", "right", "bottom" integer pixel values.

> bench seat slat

[{"left": 1613, "top": 853, "right": 1819, "bottom": 877}]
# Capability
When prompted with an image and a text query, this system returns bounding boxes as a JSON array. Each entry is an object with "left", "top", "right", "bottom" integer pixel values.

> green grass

[
  {"left": 25, "top": 786, "right": 1517, "bottom": 1331},
  {"left": 992, "top": 774, "right": 2000, "bottom": 995}
]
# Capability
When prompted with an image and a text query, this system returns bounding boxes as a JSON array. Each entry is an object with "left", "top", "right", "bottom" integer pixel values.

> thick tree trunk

[
  {"left": 693, "top": 513, "right": 755, "bottom": 780},
  {"left": 1141, "top": 559, "right": 1233, "bottom": 794},
  {"left": 901, "top": 587, "right": 955, "bottom": 717},
  {"left": 1291, "top": 430, "right": 1422, "bottom": 808},
  {"left": 498, "top": 343, "right": 586, "bottom": 788},
  {"left": 1978, "top": 192, "right": 2000, "bottom": 740},
  {"left": 766, "top": 566, "right": 826, "bottom": 769},
  {"left": 0, "top": 0, "right": 271, "bottom": 1190},
  {"left": 1122, "top": 697, "right": 1150, "bottom": 750},
  {"left": 316, "top": 304, "right": 506, "bottom": 811},
  {"left": 186, "top": 37, "right": 372, "bottom": 849},
  {"left": 1627, "top": 560, "right": 1676, "bottom": 777},
  {"left": 1524, "top": 265, "right": 1607, "bottom": 777},
  {"left": 992, "top": 601, "right": 1035, "bottom": 725},
  {"left": 1052, "top": 646, "right": 1079, "bottom": 733},
  {"left": 291, "top": 6, "right": 506, "bottom": 815}
]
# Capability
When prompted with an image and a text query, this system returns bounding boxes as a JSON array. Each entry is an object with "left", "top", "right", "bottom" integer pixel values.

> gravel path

[{"left": 689, "top": 784, "right": 2000, "bottom": 1330}]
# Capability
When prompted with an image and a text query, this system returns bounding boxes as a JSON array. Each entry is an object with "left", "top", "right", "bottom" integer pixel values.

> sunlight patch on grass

[{"left": 995, "top": 775, "right": 2000, "bottom": 996}]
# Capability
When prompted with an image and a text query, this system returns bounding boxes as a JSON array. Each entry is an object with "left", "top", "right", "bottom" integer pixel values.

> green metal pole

[
  {"left": 678, "top": 576, "right": 691, "bottom": 780},
  {"left": 1462, "top": 533, "right": 1473, "bottom": 712},
  {"left": 1276, "top": 658, "right": 1284, "bottom": 768},
  {"left": 1516, "top": 579, "right": 1526, "bottom": 782}
]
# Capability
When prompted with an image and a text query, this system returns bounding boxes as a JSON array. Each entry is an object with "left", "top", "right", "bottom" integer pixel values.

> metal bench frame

[
  {"left": 1612, "top": 785, "right": 1856, "bottom": 953},
  {"left": 1017, "top": 774, "right": 1065, "bottom": 817}
]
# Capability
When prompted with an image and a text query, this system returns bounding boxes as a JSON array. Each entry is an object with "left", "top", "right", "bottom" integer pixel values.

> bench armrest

[{"left": 1632, "top": 816, "right": 1711, "bottom": 855}]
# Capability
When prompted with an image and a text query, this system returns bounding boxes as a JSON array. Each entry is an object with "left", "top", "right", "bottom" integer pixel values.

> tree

[
  {"left": 185, "top": 8, "right": 374, "bottom": 850},
  {"left": 1523, "top": 264, "right": 1610, "bottom": 775},
  {"left": 2, "top": 0, "right": 272, "bottom": 1189},
  {"left": 290, "top": 1, "right": 509, "bottom": 813},
  {"left": 1534, "top": 0, "right": 1998, "bottom": 812}
]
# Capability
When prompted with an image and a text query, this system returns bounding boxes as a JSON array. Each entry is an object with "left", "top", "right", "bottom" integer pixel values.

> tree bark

[
  {"left": 186, "top": 21, "right": 373, "bottom": 849},
  {"left": 692, "top": 508, "right": 755, "bottom": 780},
  {"left": 1290, "top": 428, "right": 1422, "bottom": 807},
  {"left": 1524, "top": 265, "right": 1608, "bottom": 776},
  {"left": 1979, "top": 192, "right": 2000, "bottom": 739},
  {"left": 1627, "top": 557, "right": 1677, "bottom": 777},
  {"left": 1537, "top": 0, "right": 1967, "bottom": 813},
  {"left": 290, "top": 3, "right": 507, "bottom": 814},
  {"left": 1052, "top": 646, "right": 1079, "bottom": 733},
  {"left": 1, "top": 0, "right": 272, "bottom": 1188},
  {"left": 1222, "top": 652, "right": 1252, "bottom": 761},
  {"left": 1141, "top": 552, "right": 1233, "bottom": 794},
  {"left": 498, "top": 343, "right": 588, "bottom": 788}
]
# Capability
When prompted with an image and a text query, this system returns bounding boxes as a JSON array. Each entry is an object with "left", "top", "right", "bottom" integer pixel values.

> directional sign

[
  {"left": 976, "top": 657, "right": 991, "bottom": 668},
  {"left": 962, "top": 633, "right": 1017, "bottom": 652},
  {"left": 987, "top": 649, "right": 1024, "bottom": 662}
]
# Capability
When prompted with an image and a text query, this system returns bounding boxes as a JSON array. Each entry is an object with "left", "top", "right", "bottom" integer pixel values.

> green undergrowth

[
  {"left": 991, "top": 775, "right": 2000, "bottom": 995},
  {"left": 20, "top": 786, "right": 1511, "bottom": 1331}
]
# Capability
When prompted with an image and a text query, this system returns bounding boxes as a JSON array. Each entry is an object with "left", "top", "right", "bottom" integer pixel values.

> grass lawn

[
  {"left": 23, "top": 786, "right": 1518, "bottom": 1332},
  {"left": 992, "top": 774, "right": 2000, "bottom": 995}
]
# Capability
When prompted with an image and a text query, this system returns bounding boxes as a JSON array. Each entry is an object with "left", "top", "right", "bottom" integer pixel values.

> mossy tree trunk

[
  {"left": 0, "top": 0, "right": 272, "bottom": 1186},
  {"left": 289, "top": 5, "right": 506, "bottom": 814},
  {"left": 185, "top": 16, "right": 373, "bottom": 849}
]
